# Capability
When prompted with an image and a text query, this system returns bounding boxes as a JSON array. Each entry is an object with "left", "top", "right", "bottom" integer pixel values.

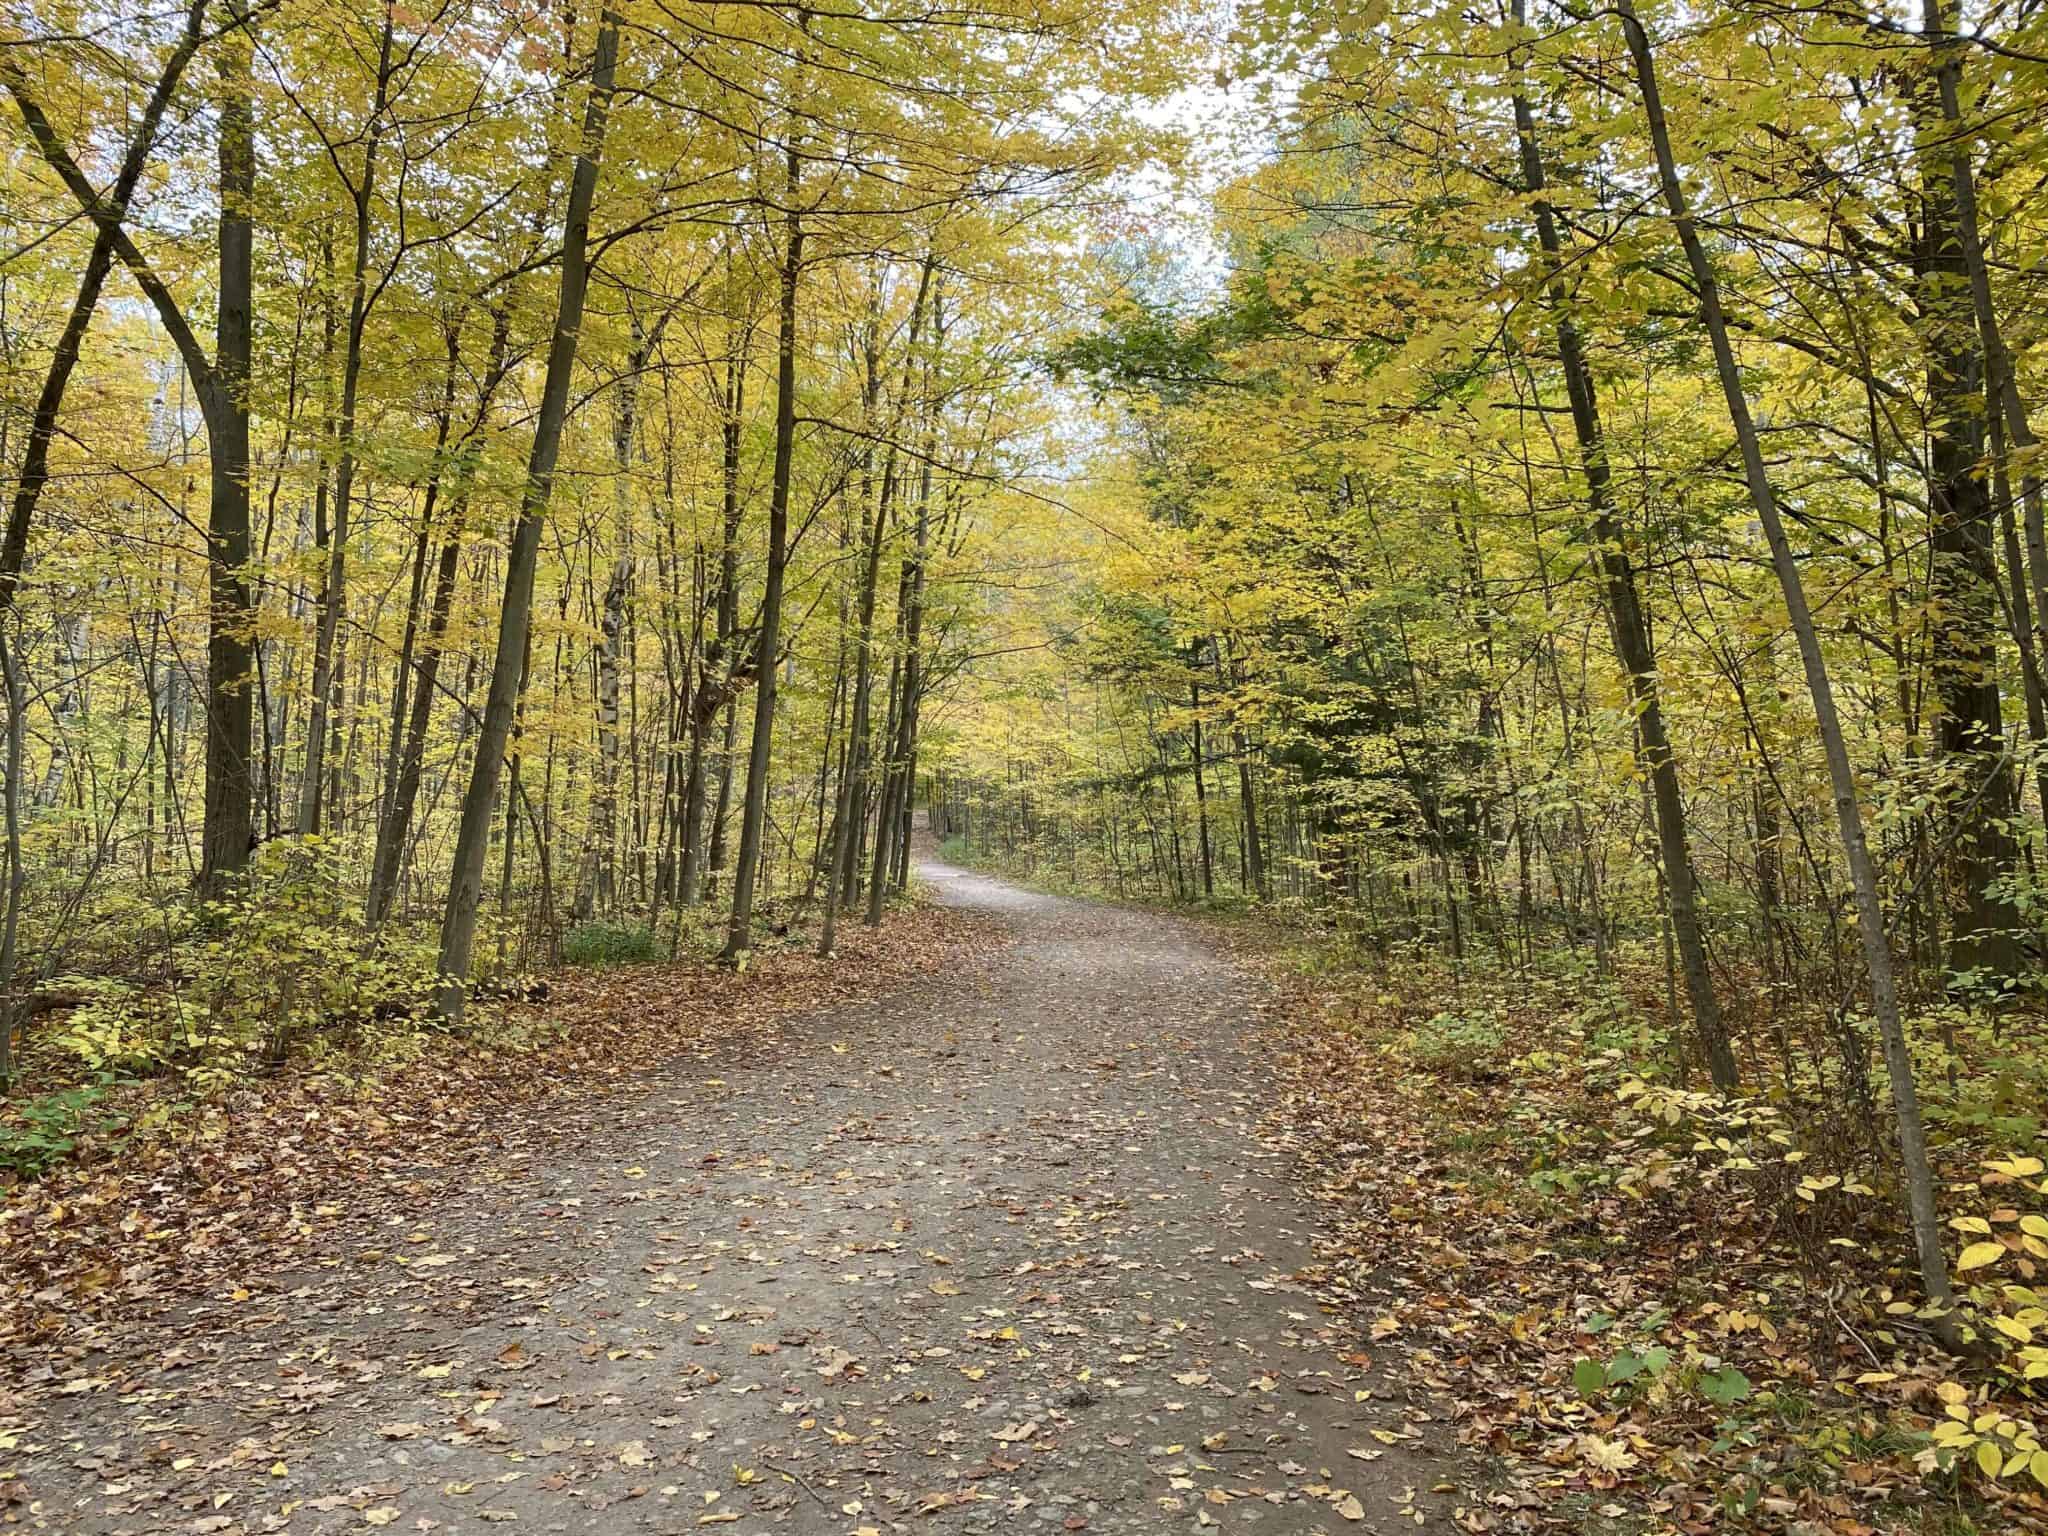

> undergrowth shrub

[
  {"left": 561, "top": 920, "right": 660, "bottom": 966},
  {"left": 44, "top": 838, "right": 445, "bottom": 1093},
  {"left": 1405, "top": 1006, "right": 1507, "bottom": 1077},
  {"left": 0, "top": 1078, "right": 127, "bottom": 1179}
]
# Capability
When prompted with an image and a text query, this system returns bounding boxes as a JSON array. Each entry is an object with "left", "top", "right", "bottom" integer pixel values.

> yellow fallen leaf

[{"left": 1959, "top": 1241, "right": 2006, "bottom": 1271}]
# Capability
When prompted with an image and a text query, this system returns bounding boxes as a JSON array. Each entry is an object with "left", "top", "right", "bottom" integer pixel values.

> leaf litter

[{"left": 0, "top": 867, "right": 1482, "bottom": 1532}]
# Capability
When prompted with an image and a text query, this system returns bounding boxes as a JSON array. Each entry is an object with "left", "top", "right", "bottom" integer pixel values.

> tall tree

[{"left": 437, "top": 10, "right": 622, "bottom": 1017}]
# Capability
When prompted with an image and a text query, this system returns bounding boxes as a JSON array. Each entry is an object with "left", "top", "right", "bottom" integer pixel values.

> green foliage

[
  {"left": 1404, "top": 1006, "right": 1506, "bottom": 1076},
  {"left": 0, "top": 1079, "right": 125, "bottom": 1179},
  {"left": 1918, "top": 1003, "right": 2048, "bottom": 1150},
  {"left": 561, "top": 921, "right": 661, "bottom": 967},
  {"left": 1698, "top": 1365, "right": 1754, "bottom": 1407},
  {"left": 1044, "top": 297, "right": 1241, "bottom": 404},
  {"left": 1573, "top": 1345, "right": 1672, "bottom": 1402}
]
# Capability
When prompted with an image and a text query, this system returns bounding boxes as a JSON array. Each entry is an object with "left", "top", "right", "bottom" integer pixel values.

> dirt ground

[{"left": 11, "top": 859, "right": 1467, "bottom": 1534}]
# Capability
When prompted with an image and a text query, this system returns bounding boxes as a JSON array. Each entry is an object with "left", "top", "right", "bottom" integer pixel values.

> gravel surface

[{"left": 19, "top": 859, "right": 1458, "bottom": 1535}]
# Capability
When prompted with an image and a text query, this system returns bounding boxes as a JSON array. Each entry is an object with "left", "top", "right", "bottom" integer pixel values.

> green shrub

[
  {"left": 561, "top": 920, "right": 660, "bottom": 966},
  {"left": 47, "top": 838, "right": 444, "bottom": 1090},
  {"left": 1406, "top": 1007, "right": 1508, "bottom": 1076},
  {"left": 0, "top": 1079, "right": 126, "bottom": 1179}
]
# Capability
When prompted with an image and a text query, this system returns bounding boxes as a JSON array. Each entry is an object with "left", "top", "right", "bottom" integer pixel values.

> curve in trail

[{"left": 26, "top": 861, "right": 1458, "bottom": 1534}]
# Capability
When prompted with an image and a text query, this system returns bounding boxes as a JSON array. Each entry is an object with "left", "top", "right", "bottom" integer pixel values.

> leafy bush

[
  {"left": 561, "top": 920, "right": 660, "bottom": 966},
  {"left": 938, "top": 835, "right": 969, "bottom": 862},
  {"left": 47, "top": 838, "right": 445, "bottom": 1091},
  {"left": 0, "top": 1079, "right": 126, "bottom": 1179},
  {"left": 1405, "top": 1007, "right": 1507, "bottom": 1077}
]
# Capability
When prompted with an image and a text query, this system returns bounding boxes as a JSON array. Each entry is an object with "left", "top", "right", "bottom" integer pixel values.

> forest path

[{"left": 22, "top": 860, "right": 1462, "bottom": 1535}]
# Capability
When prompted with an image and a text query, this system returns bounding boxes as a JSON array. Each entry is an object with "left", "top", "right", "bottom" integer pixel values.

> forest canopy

[{"left": 8, "top": 0, "right": 2048, "bottom": 1519}]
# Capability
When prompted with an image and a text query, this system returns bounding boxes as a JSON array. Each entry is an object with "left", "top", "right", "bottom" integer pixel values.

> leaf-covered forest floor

[
  {"left": 1224, "top": 928, "right": 2048, "bottom": 1536},
  {"left": 0, "top": 859, "right": 1483, "bottom": 1535}
]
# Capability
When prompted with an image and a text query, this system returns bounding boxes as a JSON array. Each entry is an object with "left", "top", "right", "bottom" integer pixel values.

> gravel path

[{"left": 18, "top": 861, "right": 1459, "bottom": 1535}]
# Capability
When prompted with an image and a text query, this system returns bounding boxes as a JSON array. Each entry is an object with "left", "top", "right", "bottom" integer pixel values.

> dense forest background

[
  {"left": 928, "top": 0, "right": 2048, "bottom": 1502},
  {"left": 7, "top": 0, "right": 2048, "bottom": 1518},
  {"left": 0, "top": 0, "right": 1192, "bottom": 1062}
]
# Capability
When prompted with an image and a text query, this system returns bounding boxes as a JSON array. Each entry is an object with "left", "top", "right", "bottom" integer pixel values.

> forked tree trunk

[
  {"left": 0, "top": 0, "right": 213, "bottom": 621},
  {"left": 368, "top": 311, "right": 511, "bottom": 925},
  {"left": 4, "top": 0, "right": 257, "bottom": 895}
]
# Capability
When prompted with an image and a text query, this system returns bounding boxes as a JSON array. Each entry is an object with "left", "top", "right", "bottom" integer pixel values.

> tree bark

[
  {"left": 721, "top": 139, "right": 804, "bottom": 963},
  {"left": 1509, "top": 15, "right": 1737, "bottom": 1090},
  {"left": 298, "top": 4, "right": 394, "bottom": 835},
  {"left": 200, "top": 7, "right": 257, "bottom": 894},
  {"left": 1616, "top": 0, "right": 1957, "bottom": 1333},
  {"left": 368, "top": 310, "right": 510, "bottom": 925},
  {"left": 437, "top": 12, "right": 621, "bottom": 1016},
  {"left": 1913, "top": 71, "right": 2022, "bottom": 981}
]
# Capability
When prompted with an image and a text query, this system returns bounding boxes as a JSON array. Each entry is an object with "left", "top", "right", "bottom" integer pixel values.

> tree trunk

[
  {"left": 1509, "top": 22, "right": 1737, "bottom": 1090},
  {"left": 581, "top": 315, "right": 655, "bottom": 917},
  {"left": 721, "top": 140, "right": 803, "bottom": 963},
  {"left": 1617, "top": 0, "right": 1958, "bottom": 1334},
  {"left": 1914, "top": 87, "right": 2023, "bottom": 982},
  {"left": 1190, "top": 661, "right": 1214, "bottom": 900},
  {"left": 437, "top": 12, "right": 621, "bottom": 1016},
  {"left": 0, "top": 624, "right": 23, "bottom": 1089},
  {"left": 0, "top": 0, "right": 213, "bottom": 620},
  {"left": 200, "top": 10, "right": 257, "bottom": 894},
  {"left": 298, "top": 8, "right": 394, "bottom": 836}
]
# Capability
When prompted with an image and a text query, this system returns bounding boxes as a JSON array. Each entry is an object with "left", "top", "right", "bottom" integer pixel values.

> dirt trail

[{"left": 16, "top": 860, "right": 1460, "bottom": 1534}]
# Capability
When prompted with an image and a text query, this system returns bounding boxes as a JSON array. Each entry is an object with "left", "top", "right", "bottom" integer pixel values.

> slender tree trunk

[
  {"left": 0, "top": 624, "right": 23, "bottom": 1089},
  {"left": 823, "top": 263, "right": 932, "bottom": 951},
  {"left": 821, "top": 472, "right": 892, "bottom": 955},
  {"left": 298, "top": 8, "right": 394, "bottom": 835},
  {"left": 1190, "top": 660, "right": 1214, "bottom": 900},
  {"left": 437, "top": 12, "right": 621, "bottom": 1016},
  {"left": 1618, "top": 0, "right": 1957, "bottom": 1331},
  {"left": 1509, "top": 25, "right": 1736, "bottom": 1089},
  {"left": 582, "top": 315, "right": 655, "bottom": 916},
  {"left": 376, "top": 321, "right": 463, "bottom": 840},
  {"left": 722, "top": 140, "right": 803, "bottom": 962},
  {"left": 368, "top": 312, "right": 509, "bottom": 923}
]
